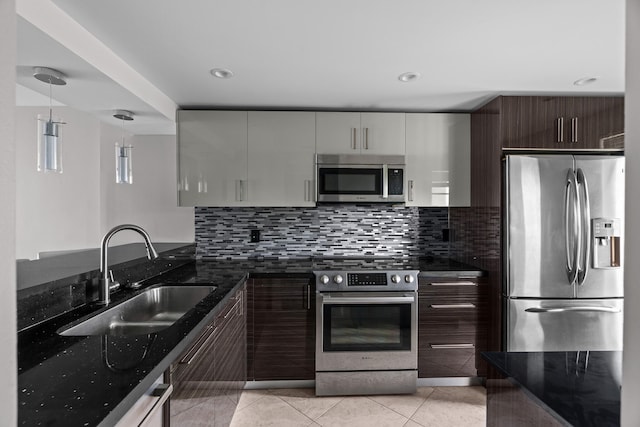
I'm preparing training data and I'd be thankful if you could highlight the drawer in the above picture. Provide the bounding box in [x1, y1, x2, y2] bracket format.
[418, 345, 478, 378]
[419, 277, 486, 300]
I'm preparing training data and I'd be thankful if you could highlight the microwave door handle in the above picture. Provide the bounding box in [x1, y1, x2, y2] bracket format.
[382, 164, 389, 199]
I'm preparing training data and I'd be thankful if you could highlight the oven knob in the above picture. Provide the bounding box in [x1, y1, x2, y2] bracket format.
[404, 275, 415, 283]
[319, 275, 330, 285]
[333, 275, 344, 284]
[391, 274, 401, 284]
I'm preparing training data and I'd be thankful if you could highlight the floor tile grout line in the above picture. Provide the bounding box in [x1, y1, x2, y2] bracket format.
[305, 396, 344, 422]
[270, 394, 318, 426]
[234, 393, 268, 413]
[405, 387, 437, 421]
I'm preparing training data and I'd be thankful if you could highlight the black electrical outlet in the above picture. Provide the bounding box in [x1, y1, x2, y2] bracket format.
[250, 229, 260, 243]
[442, 228, 453, 242]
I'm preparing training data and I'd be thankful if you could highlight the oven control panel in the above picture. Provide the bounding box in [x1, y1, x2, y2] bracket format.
[314, 270, 419, 292]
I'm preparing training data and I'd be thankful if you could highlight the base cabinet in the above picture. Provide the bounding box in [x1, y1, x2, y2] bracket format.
[170, 285, 246, 427]
[247, 277, 315, 381]
[418, 276, 488, 378]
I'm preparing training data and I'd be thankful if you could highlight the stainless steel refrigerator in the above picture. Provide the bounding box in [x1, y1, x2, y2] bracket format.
[504, 154, 624, 351]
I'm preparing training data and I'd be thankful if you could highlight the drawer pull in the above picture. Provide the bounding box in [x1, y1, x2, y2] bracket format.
[179, 325, 217, 365]
[427, 281, 477, 286]
[430, 303, 476, 309]
[430, 343, 475, 349]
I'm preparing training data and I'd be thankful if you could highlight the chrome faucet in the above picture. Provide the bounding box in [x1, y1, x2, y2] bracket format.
[98, 224, 159, 305]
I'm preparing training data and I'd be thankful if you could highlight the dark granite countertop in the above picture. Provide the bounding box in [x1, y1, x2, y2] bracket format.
[483, 351, 622, 427]
[19, 256, 484, 426]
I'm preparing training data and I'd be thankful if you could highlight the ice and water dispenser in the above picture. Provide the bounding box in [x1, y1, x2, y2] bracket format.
[592, 218, 622, 268]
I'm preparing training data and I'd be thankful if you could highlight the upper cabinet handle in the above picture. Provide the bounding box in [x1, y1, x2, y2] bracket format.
[364, 127, 369, 149]
[352, 128, 357, 150]
[557, 117, 564, 143]
[571, 117, 579, 143]
[408, 180, 414, 202]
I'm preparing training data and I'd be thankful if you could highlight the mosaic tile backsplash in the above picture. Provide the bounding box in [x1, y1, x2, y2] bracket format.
[195, 205, 450, 259]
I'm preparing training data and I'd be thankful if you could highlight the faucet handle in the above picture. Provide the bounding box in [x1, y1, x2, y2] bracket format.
[108, 270, 121, 292]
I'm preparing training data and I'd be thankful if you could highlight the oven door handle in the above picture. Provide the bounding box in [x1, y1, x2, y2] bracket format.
[321, 295, 415, 305]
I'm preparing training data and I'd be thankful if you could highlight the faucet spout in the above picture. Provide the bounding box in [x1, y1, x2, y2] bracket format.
[98, 224, 159, 305]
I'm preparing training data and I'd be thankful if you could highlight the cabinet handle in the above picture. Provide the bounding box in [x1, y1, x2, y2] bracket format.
[427, 281, 477, 286]
[557, 117, 564, 143]
[408, 180, 414, 202]
[139, 383, 173, 427]
[235, 180, 242, 201]
[364, 127, 369, 149]
[430, 303, 476, 309]
[352, 128, 357, 150]
[571, 117, 578, 143]
[306, 284, 311, 310]
[304, 180, 313, 202]
[429, 343, 475, 349]
[179, 325, 217, 365]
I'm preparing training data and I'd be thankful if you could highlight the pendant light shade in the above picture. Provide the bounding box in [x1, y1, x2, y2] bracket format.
[114, 110, 134, 184]
[34, 67, 66, 173]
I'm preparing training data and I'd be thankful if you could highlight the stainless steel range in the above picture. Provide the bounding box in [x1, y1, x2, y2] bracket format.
[314, 268, 419, 396]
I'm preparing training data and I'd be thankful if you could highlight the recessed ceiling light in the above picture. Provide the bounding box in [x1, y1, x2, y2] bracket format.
[398, 72, 421, 83]
[573, 76, 599, 86]
[210, 68, 234, 79]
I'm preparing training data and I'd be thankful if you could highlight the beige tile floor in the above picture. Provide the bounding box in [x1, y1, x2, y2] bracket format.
[229, 386, 486, 427]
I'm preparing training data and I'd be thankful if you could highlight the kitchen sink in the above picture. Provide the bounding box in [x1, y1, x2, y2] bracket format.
[58, 285, 217, 336]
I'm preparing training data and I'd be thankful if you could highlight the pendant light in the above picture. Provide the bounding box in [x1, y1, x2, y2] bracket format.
[114, 110, 134, 184]
[33, 67, 66, 173]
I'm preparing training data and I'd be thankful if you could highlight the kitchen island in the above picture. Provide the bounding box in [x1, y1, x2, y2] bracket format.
[483, 351, 621, 427]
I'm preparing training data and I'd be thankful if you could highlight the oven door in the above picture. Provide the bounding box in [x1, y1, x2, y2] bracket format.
[316, 292, 417, 372]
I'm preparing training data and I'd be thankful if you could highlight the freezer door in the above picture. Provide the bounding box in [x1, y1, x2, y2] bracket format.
[506, 298, 623, 351]
[574, 155, 624, 298]
[506, 155, 576, 298]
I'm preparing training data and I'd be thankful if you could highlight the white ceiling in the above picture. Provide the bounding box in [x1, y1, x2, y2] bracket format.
[16, 0, 625, 135]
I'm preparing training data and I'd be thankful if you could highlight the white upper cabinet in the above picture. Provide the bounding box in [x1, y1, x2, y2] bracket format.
[316, 112, 405, 155]
[247, 111, 316, 206]
[177, 110, 248, 207]
[405, 113, 470, 207]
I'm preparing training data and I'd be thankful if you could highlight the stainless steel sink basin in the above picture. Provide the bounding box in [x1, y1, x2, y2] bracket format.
[58, 285, 217, 336]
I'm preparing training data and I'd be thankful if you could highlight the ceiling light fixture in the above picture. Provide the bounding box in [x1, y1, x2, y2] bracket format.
[398, 72, 421, 83]
[210, 68, 234, 79]
[114, 110, 134, 185]
[33, 67, 67, 174]
[573, 76, 599, 86]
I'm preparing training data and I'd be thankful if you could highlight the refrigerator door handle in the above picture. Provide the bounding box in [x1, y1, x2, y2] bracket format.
[576, 168, 591, 286]
[565, 170, 580, 286]
[525, 306, 621, 314]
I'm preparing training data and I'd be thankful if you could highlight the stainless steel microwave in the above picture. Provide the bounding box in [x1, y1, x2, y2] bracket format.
[316, 154, 405, 203]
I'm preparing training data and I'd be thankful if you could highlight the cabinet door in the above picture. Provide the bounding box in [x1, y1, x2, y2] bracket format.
[315, 112, 362, 154]
[177, 110, 248, 206]
[565, 97, 624, 149]
[247, 111, 316, 206]
[249, 278, 315, 381]
[405, 113, 470, 207]
[360, 112, 406, 155]
[501, 97, 562, 149]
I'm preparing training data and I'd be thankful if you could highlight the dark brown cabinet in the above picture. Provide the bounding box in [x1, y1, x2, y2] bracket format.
[501, 96, 624, 150]
[170, 285, 246, 427]
[417, 276, 488, 378]
[247, 277, 315, 381]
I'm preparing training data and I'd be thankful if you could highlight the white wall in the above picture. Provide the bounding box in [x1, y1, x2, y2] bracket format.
[622, 0, 640, 425]
[1, 0, 17, 424]
[15, 106, 102, 259]
[14, 105, 193, 259]
[100, 131, 194, 247]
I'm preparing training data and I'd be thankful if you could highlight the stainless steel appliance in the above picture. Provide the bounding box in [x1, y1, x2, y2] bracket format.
[314, 269, 418, 396]
[504, 154, 624, 351]
[316, 154, 405, 203]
